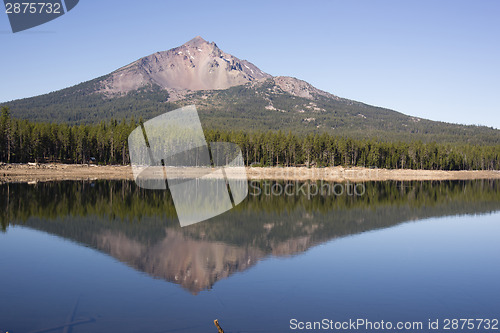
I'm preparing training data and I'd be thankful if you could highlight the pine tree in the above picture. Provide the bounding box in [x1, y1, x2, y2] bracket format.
[0, 107, 12, 162]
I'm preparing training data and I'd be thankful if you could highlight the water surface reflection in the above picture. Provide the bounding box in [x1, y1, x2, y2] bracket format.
[1, 180, 499, 294]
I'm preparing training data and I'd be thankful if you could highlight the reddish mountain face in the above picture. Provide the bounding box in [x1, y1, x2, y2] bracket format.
[98, 36, 271, 95]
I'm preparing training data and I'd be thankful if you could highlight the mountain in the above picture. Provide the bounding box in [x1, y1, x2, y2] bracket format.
[2, 36, 500, 144]
[98, 36, 270, 96]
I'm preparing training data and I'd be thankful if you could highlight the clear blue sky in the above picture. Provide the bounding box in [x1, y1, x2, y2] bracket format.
[1, 0, 499, 128]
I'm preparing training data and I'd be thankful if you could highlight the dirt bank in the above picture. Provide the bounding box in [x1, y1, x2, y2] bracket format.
[1, 163, 499, 184]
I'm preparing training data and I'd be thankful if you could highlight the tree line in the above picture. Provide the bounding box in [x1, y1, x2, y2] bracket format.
[1, 106, 499, 170]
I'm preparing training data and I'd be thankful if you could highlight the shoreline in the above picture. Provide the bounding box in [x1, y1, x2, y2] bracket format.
[1, 163, 500, 184]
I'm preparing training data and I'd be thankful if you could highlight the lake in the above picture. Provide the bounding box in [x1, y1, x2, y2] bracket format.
[1, 180, 499, 333]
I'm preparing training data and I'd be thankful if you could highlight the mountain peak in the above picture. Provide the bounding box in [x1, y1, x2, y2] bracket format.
[184, 36, 209, 47]
[99, 37, 271, 96]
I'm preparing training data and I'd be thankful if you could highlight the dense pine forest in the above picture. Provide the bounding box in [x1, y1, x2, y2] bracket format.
[1, 106, 499, 170]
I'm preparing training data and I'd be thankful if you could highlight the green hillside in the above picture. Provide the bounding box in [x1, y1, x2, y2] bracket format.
[2, 78, 499, 145]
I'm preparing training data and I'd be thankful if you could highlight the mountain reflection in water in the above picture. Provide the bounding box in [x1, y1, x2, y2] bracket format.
[1, 179, 499, 293]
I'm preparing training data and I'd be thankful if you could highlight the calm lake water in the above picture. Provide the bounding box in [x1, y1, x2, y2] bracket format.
[1, 180, 499, 333]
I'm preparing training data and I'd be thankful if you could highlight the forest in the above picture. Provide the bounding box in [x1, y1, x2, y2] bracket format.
[1, 106, 499, 170]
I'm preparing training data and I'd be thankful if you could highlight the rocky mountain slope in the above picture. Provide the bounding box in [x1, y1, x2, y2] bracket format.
[98, 36, 270, 97]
